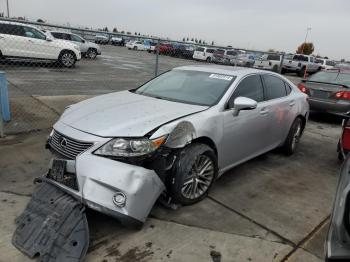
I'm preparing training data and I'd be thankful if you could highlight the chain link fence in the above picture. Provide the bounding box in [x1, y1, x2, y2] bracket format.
[0, 17, 287, 136]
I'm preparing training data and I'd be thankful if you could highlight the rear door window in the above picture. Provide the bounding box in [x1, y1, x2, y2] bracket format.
[207, 49, 215, 53]
[196, 47, 205, 52]
[228, 75, 264, 107]
[262, 75, 287, 100]
[51, 32, 64, 39]
[0, 24, 24, 36]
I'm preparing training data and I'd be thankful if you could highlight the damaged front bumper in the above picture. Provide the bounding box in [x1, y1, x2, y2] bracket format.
[45, 122, 165, 226]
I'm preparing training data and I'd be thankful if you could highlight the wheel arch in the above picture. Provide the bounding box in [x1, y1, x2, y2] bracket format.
[190, 136, 218, 157]
[58, 49, 77, 60]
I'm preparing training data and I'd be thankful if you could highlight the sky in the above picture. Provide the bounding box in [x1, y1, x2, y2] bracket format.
[1, 0, 350, 60]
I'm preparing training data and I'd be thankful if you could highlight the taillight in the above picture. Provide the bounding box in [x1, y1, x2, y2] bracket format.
[334, 91, 350, 100]
[298, 83, 308, 93]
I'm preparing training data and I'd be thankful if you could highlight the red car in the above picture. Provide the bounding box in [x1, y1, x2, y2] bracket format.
[157, 43, 176, 56]
[338, 114, 350, 160]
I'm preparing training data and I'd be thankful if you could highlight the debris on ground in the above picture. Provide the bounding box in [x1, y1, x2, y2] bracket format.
[12, 181, 89, 262]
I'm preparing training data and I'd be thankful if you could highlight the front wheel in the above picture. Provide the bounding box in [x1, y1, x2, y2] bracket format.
[206, 57, 211, 63]
[169, 143, 217, 205]
[282, 118, 303, 155]
[59, 51, 76, 68]
[86, 48, 97, 59]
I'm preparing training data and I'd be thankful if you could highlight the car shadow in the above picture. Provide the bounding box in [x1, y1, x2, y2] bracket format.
[0, 59, 78, 70]
[309, 112, 343, 125]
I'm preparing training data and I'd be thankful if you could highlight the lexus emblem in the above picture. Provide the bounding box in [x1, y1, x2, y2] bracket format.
[60, 138, 67, 149]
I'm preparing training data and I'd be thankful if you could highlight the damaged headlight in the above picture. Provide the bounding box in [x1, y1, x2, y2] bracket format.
[94, 136, 167, 157]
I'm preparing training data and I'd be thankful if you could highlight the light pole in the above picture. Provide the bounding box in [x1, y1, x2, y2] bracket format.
[6, 0, 10, 17]
[301, 27, 311, 54]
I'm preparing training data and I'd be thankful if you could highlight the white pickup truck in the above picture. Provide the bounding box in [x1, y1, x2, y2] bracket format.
[282, 54, 321, 76]
[254, 54, 282, 72]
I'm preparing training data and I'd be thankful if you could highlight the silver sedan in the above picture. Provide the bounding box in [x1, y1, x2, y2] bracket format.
[46, 65, 309, 226]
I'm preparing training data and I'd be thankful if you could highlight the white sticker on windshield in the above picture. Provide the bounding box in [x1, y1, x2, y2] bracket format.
[209, 74, 233, 81]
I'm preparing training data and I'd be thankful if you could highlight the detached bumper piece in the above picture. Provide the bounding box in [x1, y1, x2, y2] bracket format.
[12, 181, 89, 262]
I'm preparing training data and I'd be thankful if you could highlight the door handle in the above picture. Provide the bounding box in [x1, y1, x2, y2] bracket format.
[289, 101, 296, 107]
[260, 108, 269, 115]
[0, 36, 4, 39]
[28, 39, 34, 43]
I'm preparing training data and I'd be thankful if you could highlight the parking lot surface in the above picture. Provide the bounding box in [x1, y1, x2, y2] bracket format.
[0, 46, 342, 261]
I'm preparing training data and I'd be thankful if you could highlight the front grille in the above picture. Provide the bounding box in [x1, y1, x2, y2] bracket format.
[49, 130, 94, 159]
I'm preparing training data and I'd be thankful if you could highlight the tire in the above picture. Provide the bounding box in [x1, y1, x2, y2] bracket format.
[133, 46, 137, 50]
[59, 50, 76, 68]
[206, 57, 211, 63]
[272, 65, 278, 72]
[282, 118, 303, 155]
[169, 143, 218, 205]
[298, 67, 305, 77]
[281, 68, 286, 74]
[86, 48, 97, 59]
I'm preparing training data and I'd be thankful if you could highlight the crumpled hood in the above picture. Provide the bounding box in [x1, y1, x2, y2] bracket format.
[59, 91, 207, 137]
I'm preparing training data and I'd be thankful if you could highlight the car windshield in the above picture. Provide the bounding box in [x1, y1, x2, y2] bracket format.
[135, 70, 235, 106]
[308, 71, 350, 86]
[267, 54, 280, 61]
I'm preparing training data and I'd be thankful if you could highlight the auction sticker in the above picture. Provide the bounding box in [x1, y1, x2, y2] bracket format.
[209, 74, 233, 81]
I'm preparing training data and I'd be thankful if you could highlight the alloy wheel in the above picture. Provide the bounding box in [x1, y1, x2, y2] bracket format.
[88, 49, 97, 59]
[181, 154, 215, 200]
[61, 53, 75, 67]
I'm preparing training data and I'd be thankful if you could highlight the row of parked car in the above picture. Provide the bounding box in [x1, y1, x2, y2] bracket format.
[0, 21, 102, 68]
[120, 38, 340, 77]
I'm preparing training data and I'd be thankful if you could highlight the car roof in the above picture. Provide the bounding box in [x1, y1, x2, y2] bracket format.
[0, 20, 41, 30]
[174, 64, 277, 77]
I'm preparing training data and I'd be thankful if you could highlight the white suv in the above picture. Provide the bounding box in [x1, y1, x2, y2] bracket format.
[0, 21, 81, 67]
[192, 46, 216, 62]
[50, 31, 101, 59]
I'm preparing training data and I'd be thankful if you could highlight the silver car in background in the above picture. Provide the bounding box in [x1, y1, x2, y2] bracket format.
[45, 65, 309, 226]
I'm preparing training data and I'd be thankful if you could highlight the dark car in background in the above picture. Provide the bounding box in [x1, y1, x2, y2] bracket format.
[174, 44, 195, 59]
[158, 43, 176, 56]
[298, 69, 350, 114]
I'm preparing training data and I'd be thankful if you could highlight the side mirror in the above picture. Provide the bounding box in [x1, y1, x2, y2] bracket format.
[46, 36, 53, 42]
[232, 97, 257, 116]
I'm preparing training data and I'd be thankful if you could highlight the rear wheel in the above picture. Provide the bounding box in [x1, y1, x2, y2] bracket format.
[282, 118, 303, 155]
[272, 65, 278, 72]
[86, 48, 97, 59]
[59, 51, 76, 68]
[133, 46, 137, 50]
[206, 57, 211, 63]
[169, 143, 217, 205]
